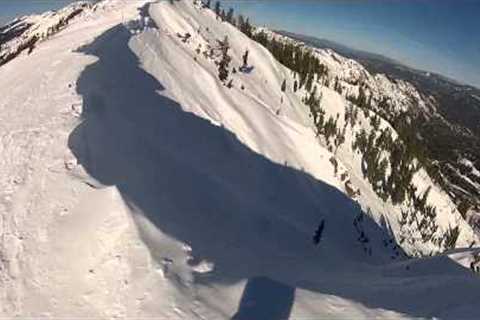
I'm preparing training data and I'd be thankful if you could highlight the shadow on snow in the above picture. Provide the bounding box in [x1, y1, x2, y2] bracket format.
[69, 24, 480, 319]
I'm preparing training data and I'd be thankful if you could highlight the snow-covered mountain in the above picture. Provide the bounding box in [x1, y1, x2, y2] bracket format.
[0, 1, 95, 67]
[247, 28, 477, 255]
[1, 0, 480, 318]
[279, 30, 480, 218]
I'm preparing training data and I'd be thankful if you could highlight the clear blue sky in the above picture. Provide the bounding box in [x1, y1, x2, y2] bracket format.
[1, 0, 479, 87]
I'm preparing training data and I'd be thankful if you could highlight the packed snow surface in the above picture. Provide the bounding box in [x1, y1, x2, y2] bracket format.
[1, 0, 480, 318]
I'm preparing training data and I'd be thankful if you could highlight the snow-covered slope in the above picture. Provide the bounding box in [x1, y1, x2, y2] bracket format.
[259, 29, 478, 255]
[1, 0, 480, 318]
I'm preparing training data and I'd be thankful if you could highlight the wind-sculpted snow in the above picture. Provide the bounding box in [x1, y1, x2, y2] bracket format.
[1, 0, 480, 318]
[71, 20, 388, 289]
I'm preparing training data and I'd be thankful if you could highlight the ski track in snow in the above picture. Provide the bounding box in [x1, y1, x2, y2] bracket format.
[0, 0, 480, 318]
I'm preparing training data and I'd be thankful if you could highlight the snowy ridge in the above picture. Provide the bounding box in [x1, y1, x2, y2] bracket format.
[0, 1, 96, 66]
[266, 29, 437, 117]
[1, 0, 480, 318]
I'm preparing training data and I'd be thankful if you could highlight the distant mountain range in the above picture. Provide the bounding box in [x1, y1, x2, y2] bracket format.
[276, 30, 477, 90]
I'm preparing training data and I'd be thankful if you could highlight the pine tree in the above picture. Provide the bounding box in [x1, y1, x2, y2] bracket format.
[220, 9, 226, 21]
[237, 14, 246, 30]
[305, 72, 314, 92]
[244, 18, 252, 37]
[357, 86, 367, 108]
[214, 1, 221, 17]
[218, 36, 231, 82]
[293, 80, 298, 92]
[281, 79, 287, 92]
[226, 8, 234, 24]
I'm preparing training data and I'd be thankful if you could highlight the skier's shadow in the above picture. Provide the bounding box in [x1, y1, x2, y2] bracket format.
[232, 277, 294, 320]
